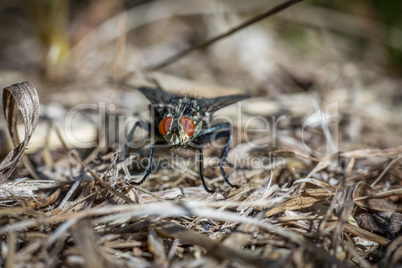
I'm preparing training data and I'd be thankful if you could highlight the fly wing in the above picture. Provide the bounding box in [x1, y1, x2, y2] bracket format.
[138, 86, 174, 104]
[200, 94, 250, 114]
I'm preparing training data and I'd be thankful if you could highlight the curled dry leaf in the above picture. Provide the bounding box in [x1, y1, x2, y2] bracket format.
[0, 82, 40, 183]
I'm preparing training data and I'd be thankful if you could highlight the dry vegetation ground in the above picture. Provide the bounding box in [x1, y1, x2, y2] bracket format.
[0, 1, 401, 267]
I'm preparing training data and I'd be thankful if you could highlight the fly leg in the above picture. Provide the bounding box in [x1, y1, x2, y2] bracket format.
[198, 148, 215, 193]
[126, 140, 165, 185]
[123, 120, 165, 185]
[193, 122, 239, 189]
[216, 125, 240, 189]
[124, 119, 150, 158]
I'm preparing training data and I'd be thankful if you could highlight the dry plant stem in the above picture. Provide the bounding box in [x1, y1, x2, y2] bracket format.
[155, 222, 269, 267]
[45, 217, 80, 248]
[272, 149, 326, 162]
[21, 156, 41, 180]
[0, 207, 37, 216]
[52, 123, 70, 152]
[370, 155, 402, 187]
[57, 168, 86, 209]
[339, 145, 402, 158]
[343, 224, 390, 246]
[343, 157, 355, 184]
[331, 187, 355, 252]
[5, 232, 16, 268]
[145, 0, 304, 71]
[74, 221, 107, 268]
[148, 228, 167, 268]
[70, 150, 134, 204]
[63, 191, 98, 213]
[83, 146, 103, 165]
[128, 184, 169, 203]
[354, 188, 402, 201]
[167, 239, 179, 261]
[276, 215, 335, 222]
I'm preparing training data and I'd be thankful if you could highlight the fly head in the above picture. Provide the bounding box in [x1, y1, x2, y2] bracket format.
[138, 86, 250, 148]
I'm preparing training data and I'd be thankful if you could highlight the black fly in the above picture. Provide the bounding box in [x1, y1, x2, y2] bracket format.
[124, 86, 249, 193]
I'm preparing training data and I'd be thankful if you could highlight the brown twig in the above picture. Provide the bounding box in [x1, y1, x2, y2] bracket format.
[145, 0, 303, 71]
[71, 150, 135, 204]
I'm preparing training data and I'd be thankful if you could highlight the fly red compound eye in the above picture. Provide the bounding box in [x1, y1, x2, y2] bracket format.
[159, 117, 172, 136]
[180, 116, 195, 136]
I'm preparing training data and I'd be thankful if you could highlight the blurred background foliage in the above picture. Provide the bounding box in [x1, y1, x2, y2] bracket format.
[0, 0, 400, 84]
[309, 0, 402, 73]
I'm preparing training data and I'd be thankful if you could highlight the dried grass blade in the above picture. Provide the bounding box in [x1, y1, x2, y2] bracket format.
[155, 222, 270, 268]
[343, 224, 390, 246]
[5, 232, 17, 268]
[148, 228, 168, 268]
[339, 146, 402, 158]
[264, 195, 327, 217]
[0, 81, 40, 183]
[73, 221, 108, 268]
[353, 182, 402, 212]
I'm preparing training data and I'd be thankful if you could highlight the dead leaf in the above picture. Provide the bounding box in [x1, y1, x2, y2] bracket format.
[0, 82, 40, 183]
[24, 188, 61, 209]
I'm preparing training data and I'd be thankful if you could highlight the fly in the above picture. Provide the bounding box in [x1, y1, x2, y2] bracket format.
[124, 86, 250, 193]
